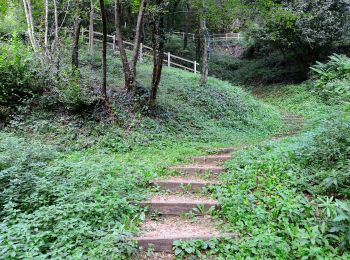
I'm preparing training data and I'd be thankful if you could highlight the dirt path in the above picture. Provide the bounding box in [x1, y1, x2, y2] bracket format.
[134, 114, 304, 259]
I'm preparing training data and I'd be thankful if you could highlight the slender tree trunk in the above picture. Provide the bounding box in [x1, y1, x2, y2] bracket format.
[44, 0, 49, 59]
[53, 0, 60, 79]
[149, 1, 165, 109]
[130, 0, 147, 74]
[23, 0, 38, 52]
[72, 15, 82, 70]
[183, 3, 190, 50]
[200, 15, 209, 85]
[89, 0, 94, 56]
[115, 0, 134, 91]
[100, 0, 107, 99]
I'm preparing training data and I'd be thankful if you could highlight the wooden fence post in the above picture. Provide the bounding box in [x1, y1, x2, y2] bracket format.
[112, 34, 116, 50]
[81, 27, 84, 41]
[139, 43, 143, 61]
[167, 52, 171, 67]
[194, 61, 197, 74]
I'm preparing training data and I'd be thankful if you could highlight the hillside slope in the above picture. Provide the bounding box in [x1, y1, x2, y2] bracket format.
[0, 55, 285, 258]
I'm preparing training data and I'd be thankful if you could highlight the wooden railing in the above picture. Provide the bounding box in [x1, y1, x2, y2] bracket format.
[172, 31, 241, 42]
[84, 30, 199, 74]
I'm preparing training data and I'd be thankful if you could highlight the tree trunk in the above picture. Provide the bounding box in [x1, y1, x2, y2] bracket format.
[115, 0, 134, 91]
[130, 0, 147, 74]
[72, 16, 82, 70]
[22, 0, 38, 52]
[200, 15, 209, 85]
[52, 0, 61, 81]
[149, 1, 165, 109]
[100, 0, 107, 99]
[183, 3, 190, 50]
[44, 0, 49, 59]
[89, 0, 94, 56]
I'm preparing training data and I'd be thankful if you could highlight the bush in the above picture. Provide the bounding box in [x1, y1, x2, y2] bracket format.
[0, 133, 147, 258]
[311, 54, 350, 103]
[0, 36, 43, 109]
[247, 0, 350, 73]
[56, 70, 96, 112]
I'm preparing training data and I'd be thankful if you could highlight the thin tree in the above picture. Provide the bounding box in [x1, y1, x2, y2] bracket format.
[53, 0, 60, 78]
[183, 2, 190, 50]
[22, 0, 38, 52]
[89, 0, 94, 56]
[114, 0, 147, 92]
[99, 0, 107, 99]
[44, 0, 49, 59]
[199, 3, 209, 85]
[149, 0, 165, 109]
[72, 1, 83, 70]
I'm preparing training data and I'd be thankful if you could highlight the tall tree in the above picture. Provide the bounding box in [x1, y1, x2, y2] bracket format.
[71, 0, 83, 70]
[99, 0, 107, 98]
[200, 8, 209, 85]
[44, 0, 49, 59]
[88, 0, 94, 56]
[149, 0, 166, 108]
[22, 0, 38, 52]
[114, 0, 147, 92]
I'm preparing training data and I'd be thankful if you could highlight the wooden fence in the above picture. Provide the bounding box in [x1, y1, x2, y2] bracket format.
[84, 29, 199, 74]
[173, 31, 241, 42]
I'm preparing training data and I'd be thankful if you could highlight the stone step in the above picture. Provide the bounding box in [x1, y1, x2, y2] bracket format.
[135, 216, 229, 252]
[140, 194, 218, 215]
[169, 165, 225, 175]
[151, 178, 219, 193]
[192, 154, 231, 164]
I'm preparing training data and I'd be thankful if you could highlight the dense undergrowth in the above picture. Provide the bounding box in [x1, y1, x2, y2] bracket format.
[0, 39, 283, 258]
[174, 55, 350, 259]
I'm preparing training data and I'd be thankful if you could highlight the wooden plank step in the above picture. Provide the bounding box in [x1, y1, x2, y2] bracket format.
[137, 235, 223, 252]
[169, 165, 225, 174]
[214, 145, 249, 155]
[151, 178, 218, 193]
[192, 154, 231, 164]
[140, 194, 218, 215]
[135, 216, 232, 252]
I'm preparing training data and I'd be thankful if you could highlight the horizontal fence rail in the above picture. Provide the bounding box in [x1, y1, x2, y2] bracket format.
[83, 29, 199, 74]
[172, 31, 241, 42]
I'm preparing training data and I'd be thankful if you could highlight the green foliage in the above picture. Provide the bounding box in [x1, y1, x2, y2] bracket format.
[56, 70, 97, 112]
[311, 54, 350, 104]
[0, 36, 42, 110]
[0, 132, 150, 258]
[247, 0, 350, 70]
[210, 50, 304, 85]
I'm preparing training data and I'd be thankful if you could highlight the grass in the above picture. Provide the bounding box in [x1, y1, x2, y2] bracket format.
[173, 79, 350, 258]
[0, 42, 285, 258]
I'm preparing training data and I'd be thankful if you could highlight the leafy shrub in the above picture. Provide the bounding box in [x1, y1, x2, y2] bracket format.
[297, 115, 350, 167]
[311, 54, 350, 103]
[56, 70, 96, 112]
[0, 36, 42, 108]
[0, 133, 148, 258]
[209, 50, 305, 85]
[247, 0, 350, 72]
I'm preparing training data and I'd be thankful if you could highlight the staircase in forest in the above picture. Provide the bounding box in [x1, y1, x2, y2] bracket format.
[134, 114, 304, 258]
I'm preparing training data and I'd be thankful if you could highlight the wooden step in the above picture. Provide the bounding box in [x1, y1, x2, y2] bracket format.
[137, 235, 222, 252]
[214, 145, 249, 155]
[192, 154, 231, 164]
[140, 195, 218, 215]
[169, 165, 225, 175]
[135, 216, 232, 252]
[151, 178, 218, 193]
